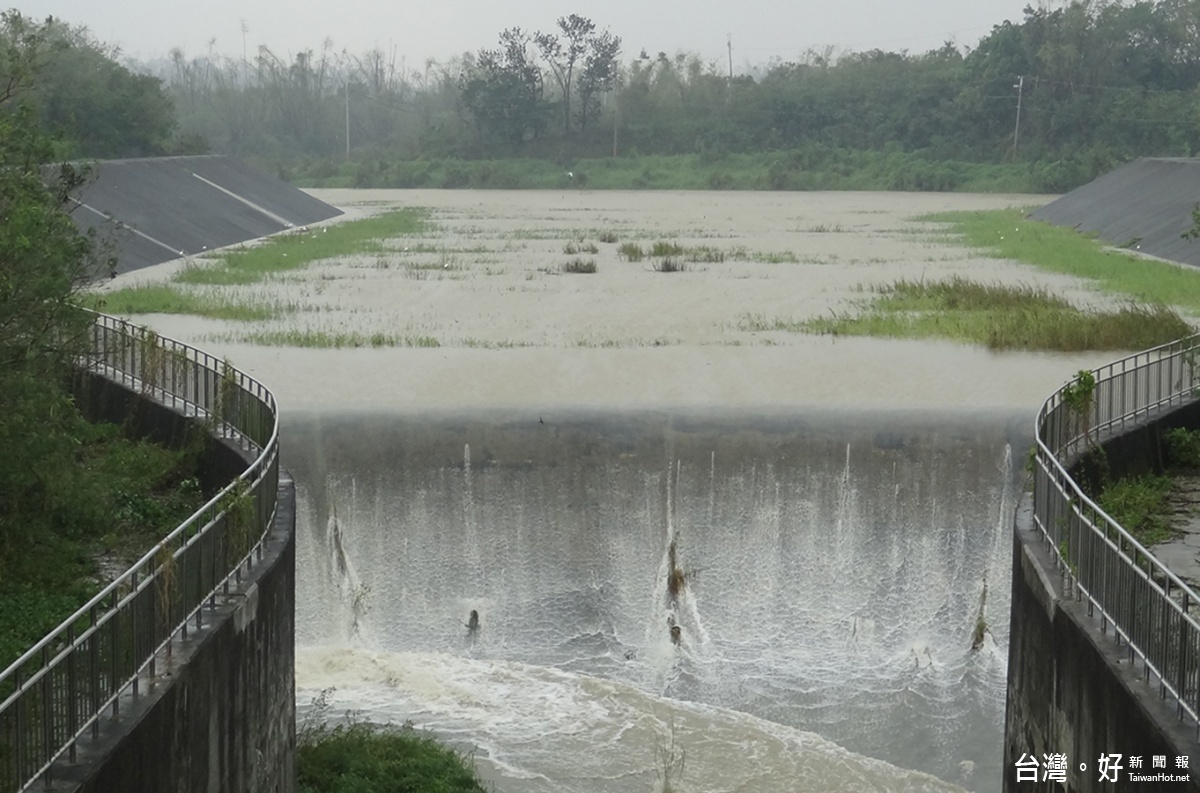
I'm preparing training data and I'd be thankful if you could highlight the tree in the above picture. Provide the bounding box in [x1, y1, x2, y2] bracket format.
[461, 28, 546, 151]
[575, 28, 620, 133]
[1, 13, 178, 158]
[0, 12, 107, 554]
[535, 15, 620, 137]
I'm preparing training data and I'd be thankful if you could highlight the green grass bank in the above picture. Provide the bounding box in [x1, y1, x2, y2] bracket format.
[284, 148, 1057, 193]
[791, 210, 1199, 351]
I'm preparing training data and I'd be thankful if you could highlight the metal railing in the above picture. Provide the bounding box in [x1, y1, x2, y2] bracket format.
[1032, 333, 1200, 733]
[0, 313, 280, 792]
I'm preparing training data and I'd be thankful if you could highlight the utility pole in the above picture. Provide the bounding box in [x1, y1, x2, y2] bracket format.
[613, 93, 619, 157]
[1012, 75, 1024, 155]
[727, 34, 733, 79]
[240, 20, 248, 86]
[345, 84, 350, 160]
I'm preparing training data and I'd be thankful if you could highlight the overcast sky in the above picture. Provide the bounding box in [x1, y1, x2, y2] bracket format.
[17, 0, 1037, 69]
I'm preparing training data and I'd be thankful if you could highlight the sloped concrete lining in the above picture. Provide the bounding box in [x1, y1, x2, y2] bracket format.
[69, 155, 343, 275]
[1030, 158, 1200, 267]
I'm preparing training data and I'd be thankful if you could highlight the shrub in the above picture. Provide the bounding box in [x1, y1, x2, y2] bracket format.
[1165, 427, 1200, 469]
[562, 258, 597, 274]
[617, 242, 644, 262]
[298, 721, 487, 793]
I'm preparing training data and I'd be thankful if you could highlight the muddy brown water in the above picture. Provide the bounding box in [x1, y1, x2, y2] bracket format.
[117, 190, 1132, 792]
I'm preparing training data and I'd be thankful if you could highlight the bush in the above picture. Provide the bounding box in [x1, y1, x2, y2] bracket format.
[1165, 427, 1200, 469]
[617, 242, 644, 261]
[655, 257, 687, 272]
[298, 721, 487, 793]
[562, 258, 597, 274]
[650, 241, 685, 257]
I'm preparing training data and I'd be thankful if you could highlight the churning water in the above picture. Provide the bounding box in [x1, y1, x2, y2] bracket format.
[289, 409, 1027, 793]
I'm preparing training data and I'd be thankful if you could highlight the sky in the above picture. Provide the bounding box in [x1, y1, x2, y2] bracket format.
[16, 0, 1039, 70]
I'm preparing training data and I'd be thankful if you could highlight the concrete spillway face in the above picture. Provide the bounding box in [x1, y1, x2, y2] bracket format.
[288, 409, 1027, 793]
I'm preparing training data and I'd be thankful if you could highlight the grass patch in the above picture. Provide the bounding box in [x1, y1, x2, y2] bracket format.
[597, 230, 619, 243]
[563, 241, 599, 255]
[655, 258, 688, 273]
[233, 330, 441, 348]
[924, 209, 1200, 315]
[175, 209, 427, 286]
[727, 247, 803, 264]
[765, 276, 1192, 351]
[85, 285, 284, 321]
[298, 720, 487, 793]
[617, 242, 644, 262]
[650, 241, 685, 257]
[1098, 475, 1175, 547]
[561, 258, 597, 274]
[681, 246, 725, 263]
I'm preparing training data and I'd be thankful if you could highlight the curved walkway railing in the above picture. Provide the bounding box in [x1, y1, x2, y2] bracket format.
[1033, 333, 1200, 733]
[0, 313, 280, 793]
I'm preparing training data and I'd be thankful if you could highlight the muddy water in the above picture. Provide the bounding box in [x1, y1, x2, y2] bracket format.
[117, 190, 1119, 792]
[289, 409, 1024, 793]
[116, 189, 1118, 413]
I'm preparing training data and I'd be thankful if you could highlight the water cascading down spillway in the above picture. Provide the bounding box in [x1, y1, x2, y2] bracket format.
[290, 409, 1025, 793]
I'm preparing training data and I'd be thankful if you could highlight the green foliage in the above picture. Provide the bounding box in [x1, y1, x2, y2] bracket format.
[1184, 203, 1200, 243]
[1, 12, 177, 157]
[617, 242, 644, 261]
[1164, 427, 1200, 469]
[561, 258, 596, 273]
[297, 721, 488, 793]
[91, 210, 428, 321]
[0, 24, 207, 673]
[134, 1, 1200, 186]
[234, 330, 441, 348]
[650, 241, 685, 257]
[1098, 475, 1174, 547]
[0, 421, 206, 671]
[460, 29, 547, 150]
[925, 210, 1200, 315]
[177, 210, 426, 285]
[86, 285, 284, 320]
[1061, 369, 1097, 422]
[0, 27, 110, 562]
[288, 149, 1047, 192]
[795, 278, 1190, 351]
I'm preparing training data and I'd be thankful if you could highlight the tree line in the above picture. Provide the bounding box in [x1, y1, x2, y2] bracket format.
[4, 2, 1200, 190]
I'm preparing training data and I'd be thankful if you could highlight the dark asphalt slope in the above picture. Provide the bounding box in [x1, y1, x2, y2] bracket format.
[1031, 157, 1200, 267]
[70, 155, 343, 275]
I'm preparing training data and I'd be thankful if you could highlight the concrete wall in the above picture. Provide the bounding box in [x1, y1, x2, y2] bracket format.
[1004, 407, 1200, 792]
[37, 373, 297, 792]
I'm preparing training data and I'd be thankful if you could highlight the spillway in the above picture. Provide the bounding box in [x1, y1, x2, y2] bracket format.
[288, 408, 1026, 793]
